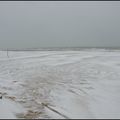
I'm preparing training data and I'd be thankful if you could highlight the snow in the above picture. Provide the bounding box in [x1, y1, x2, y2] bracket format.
[0, 98, 24, 119]
[0, 49, 120, 119]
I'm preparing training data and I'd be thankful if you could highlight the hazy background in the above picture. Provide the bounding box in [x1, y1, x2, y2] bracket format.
[0, 1, 120, 49]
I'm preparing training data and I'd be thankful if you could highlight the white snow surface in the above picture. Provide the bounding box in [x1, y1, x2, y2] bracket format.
[0, 49, 120, 119]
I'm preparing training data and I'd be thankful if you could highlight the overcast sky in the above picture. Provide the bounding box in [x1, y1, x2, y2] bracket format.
[0, 1, 120, 49]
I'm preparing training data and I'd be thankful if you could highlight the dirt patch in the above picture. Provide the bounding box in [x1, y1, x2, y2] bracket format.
[16, 110, 42, 119]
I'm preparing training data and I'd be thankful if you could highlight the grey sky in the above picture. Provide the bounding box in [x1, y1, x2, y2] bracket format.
[0, 1, 120, 49]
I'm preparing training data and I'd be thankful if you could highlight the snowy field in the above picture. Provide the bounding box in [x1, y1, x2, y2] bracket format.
[0, 49, 120, 119]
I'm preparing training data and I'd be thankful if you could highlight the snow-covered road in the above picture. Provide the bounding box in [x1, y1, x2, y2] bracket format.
[0, 49, 120, 119]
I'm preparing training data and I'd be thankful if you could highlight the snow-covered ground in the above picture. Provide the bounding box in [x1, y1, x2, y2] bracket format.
[0, 49, 120, 119]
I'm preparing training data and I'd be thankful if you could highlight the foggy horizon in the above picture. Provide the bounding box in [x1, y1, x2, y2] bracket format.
[0, 1, 120, 49]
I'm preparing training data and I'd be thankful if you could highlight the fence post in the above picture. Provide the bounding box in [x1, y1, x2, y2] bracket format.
[7, 49, 9, 58]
